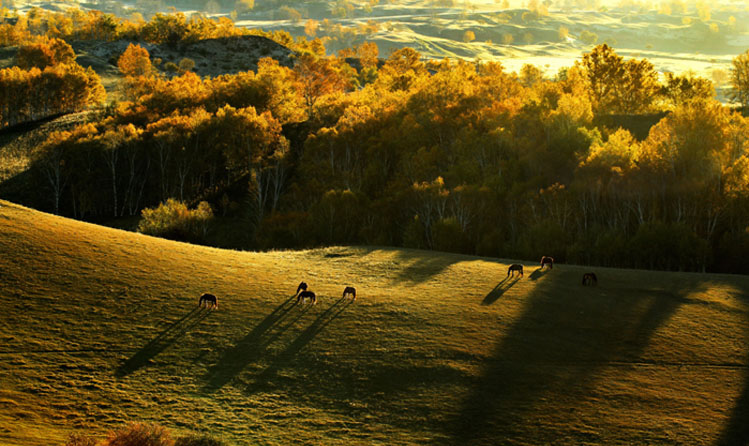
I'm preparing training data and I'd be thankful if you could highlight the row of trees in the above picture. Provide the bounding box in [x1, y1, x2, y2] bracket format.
[25, 40, 749, 273]
[0, 38, 105, 128]
[0, 8, 317, 53]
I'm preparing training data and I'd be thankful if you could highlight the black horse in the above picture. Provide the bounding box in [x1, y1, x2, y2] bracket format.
[198, 293, 219, 309]
[582, 272, 598, 286]
[296, 281, 308, 295]
[297, 290, 317, 305]
[540, 256, 554, 270]
[343, 286, 356, 301]
[507, 264, 524, 277]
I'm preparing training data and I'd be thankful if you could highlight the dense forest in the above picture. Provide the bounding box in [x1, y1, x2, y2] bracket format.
[0, 10, 748, 273]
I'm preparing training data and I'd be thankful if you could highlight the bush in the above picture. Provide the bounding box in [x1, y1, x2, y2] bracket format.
[579, 30, 598, 45]
[103, 423, 173, 446]
[175, 434, 228, 446]
[137, 199, 214, 243]
[63, 424, 231, 446]
[432, 217, 470, 254]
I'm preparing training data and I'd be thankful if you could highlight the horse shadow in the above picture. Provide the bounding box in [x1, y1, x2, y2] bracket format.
[202, 295, 300, 393]
[482, 276, 521, 306]
[247, 296, 353, 393]
[528, 267, 547, 281]
[116, 305, 212, 377]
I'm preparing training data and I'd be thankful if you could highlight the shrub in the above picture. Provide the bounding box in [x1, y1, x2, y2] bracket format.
[103, 422, 173, 446]
[178, 58, 195, 72]
[432, 217, 470, 254]
[175, 434, 228, 446]
[138, 199, 214, 243]
[579, 30, 598, 45]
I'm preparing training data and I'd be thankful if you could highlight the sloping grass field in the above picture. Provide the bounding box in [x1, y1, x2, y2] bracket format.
[1, 199, 748, 445]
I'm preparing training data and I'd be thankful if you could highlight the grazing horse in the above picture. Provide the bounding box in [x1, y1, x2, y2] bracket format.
[198, 293, 218, 309]
[296, 281, 308, 295]
[507, 264, 524, 277]
[540, 256, 554, 270]
[343, 286, 356, 301]
[582, 272, 598, 286]
[297, 290, 317, 305]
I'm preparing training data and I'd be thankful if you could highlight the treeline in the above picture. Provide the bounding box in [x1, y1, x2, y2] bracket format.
[0, 38, 105, 128]
[0, 7, 319, 53]
[25, 40, 749, 273]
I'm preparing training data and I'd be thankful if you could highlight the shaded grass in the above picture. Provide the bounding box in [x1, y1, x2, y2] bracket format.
[0, 200, 748, 445]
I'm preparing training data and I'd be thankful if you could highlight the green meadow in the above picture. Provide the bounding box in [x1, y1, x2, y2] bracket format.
[1, 199, 748, 445]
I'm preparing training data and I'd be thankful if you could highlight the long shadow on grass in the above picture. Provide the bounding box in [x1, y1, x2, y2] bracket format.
[246, 296, 353, 393]
[450, 269, 705, 444]
[719, 368, 749, 446]
[116, 306, 212, 377]
[203, 295, 300, 392]
[528, 267, 548, 281]
[717, 279, 749, 446]
[390, 250, 464, 285]
[482, 276, 520, 306]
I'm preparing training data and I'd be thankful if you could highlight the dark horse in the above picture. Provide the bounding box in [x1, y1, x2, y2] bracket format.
[198, 293, 219, 309]
[507, 264, 524, 277]
[540, 256, 554, 270]
[297, 290, 317, 305]
[582, 272, 598, 286]
[343, 286, 356, 301]
[296, 281, 308, 294]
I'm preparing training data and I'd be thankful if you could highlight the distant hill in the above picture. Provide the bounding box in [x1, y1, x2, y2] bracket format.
[1, 199, 748, 445]
[71, 34, 295, 81]
[0, 34, 295, 100]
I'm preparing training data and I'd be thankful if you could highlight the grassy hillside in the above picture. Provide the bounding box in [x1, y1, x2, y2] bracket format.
[1, 199, 748, 445]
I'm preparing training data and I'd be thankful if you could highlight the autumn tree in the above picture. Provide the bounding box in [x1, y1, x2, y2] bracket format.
[729, 49, 749, 109]
[293, 53, 352, 120]
[15, 38, 75, 69]
[255, 57, 305, 124]
[580, 44, 659, 114]
[661, 72, 714, 108]
[209, 105, 289, 224]
[616, 58, 660, 113]
[377, 47, 427, 91]
[141, 12, 188, 46]
[117, 43, 153, 77]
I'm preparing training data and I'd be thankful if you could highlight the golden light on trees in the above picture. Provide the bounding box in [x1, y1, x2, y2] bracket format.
[305, 19, 319, 37]
[729, 49, 749, 108]
[463, 30, 476, 42]
[117, 43, 153, 77]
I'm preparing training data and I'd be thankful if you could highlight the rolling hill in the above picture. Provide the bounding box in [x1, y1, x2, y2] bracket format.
[1, 199, 748, 445]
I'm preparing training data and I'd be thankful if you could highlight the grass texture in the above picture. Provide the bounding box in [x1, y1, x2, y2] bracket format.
[1, 200, 748, 445]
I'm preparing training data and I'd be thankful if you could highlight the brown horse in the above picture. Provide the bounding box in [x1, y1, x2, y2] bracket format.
[296, 281, 308, 294]
[582, 272, 598, 286]
[297, 290, 317, 305]
[343, 286, 356, 301]
[507, 264, 524, 277]
[540, 256, 554, 270]
[198, 293, 218, 309]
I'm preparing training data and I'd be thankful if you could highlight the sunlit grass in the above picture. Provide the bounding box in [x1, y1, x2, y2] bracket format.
[0, 200, 748, 445]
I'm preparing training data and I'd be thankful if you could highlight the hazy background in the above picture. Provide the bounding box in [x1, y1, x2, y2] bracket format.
[3, 0, 748, 99]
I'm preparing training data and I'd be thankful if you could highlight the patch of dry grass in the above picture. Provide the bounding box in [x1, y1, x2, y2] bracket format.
[1, 199, 748, 445]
